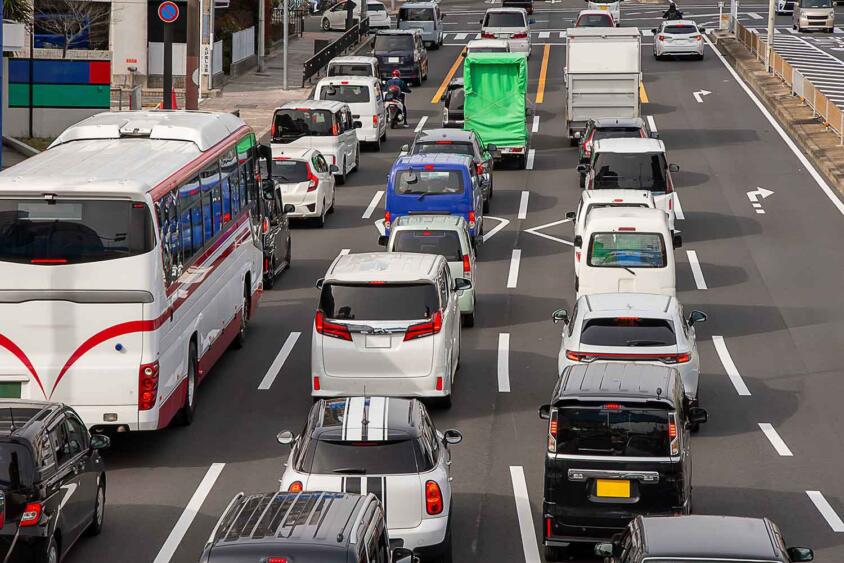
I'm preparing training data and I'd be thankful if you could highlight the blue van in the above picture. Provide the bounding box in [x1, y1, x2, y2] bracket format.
[385, 153, 484, 242]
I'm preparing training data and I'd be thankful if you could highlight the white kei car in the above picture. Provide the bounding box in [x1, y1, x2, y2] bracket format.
[552, 293, 707, 409]
[653, 20, 705, 60]
[311, 252, 469, 408]
[277, 396, 463, 560]
[268, 147, 337, 227]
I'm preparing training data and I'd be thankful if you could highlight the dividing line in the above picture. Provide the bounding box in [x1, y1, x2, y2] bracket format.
[153, 463, 226, 563]
[498, 333, 510, 392]
[758, 423, 794, 456]
[712, 336, 752, 396]
[339, 248, 350, 256]
[526, 149, 535, 170]
[532, 115, 540, 133]
[415, 115, 428, 133]
[646, 114, 657, 134]
[686, 250, 708, 290]
[507, 249, 521, 288]
[536, 44, 551, 104]
[807, 491, 844, 532]
[362, 190, 384, 219]
[482, 216, 510, 243]
[432, 48, 466, 103]
[639, 82, 649, 103]
[509, 466, 542, 563]
[518, 191, 530, 220]
[674, 193, 685, 220]
[258, 332, 302, 390]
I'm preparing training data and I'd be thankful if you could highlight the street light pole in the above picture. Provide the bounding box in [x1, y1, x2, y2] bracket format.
[258, 0, 266, 73]
[283, 0, 289, 90]
[766, 0, 776, 70]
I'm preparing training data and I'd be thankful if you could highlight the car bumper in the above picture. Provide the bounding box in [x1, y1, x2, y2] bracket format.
[0, 534, 50, 562]
[356, 124, 381, 143]
[312, 373, 450, 398]
[799, 18, 834, 28]
[543, 501, 687, 544]
[656, 42, 704, 55]
[391, 515, 450, 551]
[508, 40, 531, 54]
[282, 193, 323, 218]
[379, 65, 419, 80]
[458, 287, 475, 314]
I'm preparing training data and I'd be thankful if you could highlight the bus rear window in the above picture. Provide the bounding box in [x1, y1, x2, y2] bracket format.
[0, 199, 153, 264]
[393, 230, 463, 261]
[273, 109, 334, 141]
[588, 232, 666, 268]
[554, 406, 671, 457]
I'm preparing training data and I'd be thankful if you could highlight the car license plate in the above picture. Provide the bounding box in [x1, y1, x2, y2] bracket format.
[365, 335, 392, 348]
[388, 57, 400, 63]
[600, 5, 608, 9]
[596, 479, 630, 498]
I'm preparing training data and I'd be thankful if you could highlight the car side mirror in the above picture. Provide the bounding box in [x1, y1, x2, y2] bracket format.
[316, 278, 325, 289]
[90, 434, 110, 450]
[787, 547, 814, 562]
[649, 131, 659, 139]
[329, 164, 340, 173]
[283, 204, 295, 214]
[392, 547, 418, 563]
[687, 310, 707, 325]
[539, 404, 551, 420]
[353, 121, 363, 129]
[687, 407, 708, 425]
[672, 233, 682, 248]
[454, 278, 472, 291]
[442, 429, 463, 445]
[573, 235, 582, 248]
[486, 143, 498, 153]
[669, 163, 680, 173]
[565, 211, 576, 220]
[552, 308, 569, 324]
[594, 543, 614, 557]
[401, 144, 409, 152]
[576, 163, 589, 174]
[651, 27, 657, 34]
[277, 430, 296, 445]
[378, 235, 389, 247]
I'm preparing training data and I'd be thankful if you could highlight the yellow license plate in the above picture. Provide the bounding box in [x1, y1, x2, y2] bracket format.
[600, 5, 608, 9]
[596, 479, 630, 498]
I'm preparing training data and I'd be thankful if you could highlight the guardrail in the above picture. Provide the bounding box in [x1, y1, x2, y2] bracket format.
[302, 17, 370, 87]
[735, 21, 844, 144]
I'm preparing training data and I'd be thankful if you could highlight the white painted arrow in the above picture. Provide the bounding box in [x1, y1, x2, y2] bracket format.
[693, 89, 712, 103]
[747, 187, 775, 202]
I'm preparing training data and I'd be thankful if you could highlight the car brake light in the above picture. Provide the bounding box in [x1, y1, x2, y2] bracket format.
[481, 32, 495, 39]
[436, 376, 443, 391]
[618, 227, 636, 232]
[315, 310, 352, 341]
[468, 210, 476, 229]
[425, 480, 444, 515]
[307, 165, 319, 192]
[545, 517, 552, 538]
[612, 198, 624, 203]
[512, 32, 528, 39]
[138, 361, 159, 411]
[404, 310, 443, 341]
[663, 352, 691, 364]
[462, 254, 471, 276]
[547, 409, 558, 452]
[575, 250, 581, 262]
[288, 481, 303, 493]
[694, 34, 702, 40]
[565, 350, 589, 362]
[19, 502, 41, 527]
[602, 403, 623, 410]
[658, 34, 665, 40]
[668, 419, 677, 439]
[271, 122, 277, 138]
[435, 140, 453, 144]
[268, 558, 288, 563]
[341, 80, 349, 85]
[373, 114, 378, 126]
[332, 122, 340, 136]
[476, 162, 485, 175]
[669, 196, 673, 210]
[31, 258, 68, 264]
[669, 416, 680, 455]
[313, 376, 321, 391]
[384, 211, 391, 229]
[0, 494, 5, 529]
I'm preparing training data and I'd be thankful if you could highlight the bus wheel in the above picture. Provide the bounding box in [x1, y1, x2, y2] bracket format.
[233, 285, 250, 349]
[178, 343, 198, 426]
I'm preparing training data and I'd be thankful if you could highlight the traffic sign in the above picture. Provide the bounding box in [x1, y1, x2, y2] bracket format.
[158, 1, 180, 24]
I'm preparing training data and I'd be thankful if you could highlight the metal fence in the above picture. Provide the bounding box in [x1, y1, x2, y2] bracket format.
[233, 27, 256, 64]
[302, 17, 370, 86]
[735, 21, 844, 144]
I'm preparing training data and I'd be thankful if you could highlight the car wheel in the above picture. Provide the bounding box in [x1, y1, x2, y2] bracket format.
[829, 27, 835, 33]
[373, 133, 381, 152]
[517, 154, 527, 169]
[381, 127, 387, 142]
[232, 285, 250, 349]
[44, 536, 59, 563]
[544, 545, 567, 561]
[264, 258, 276, 290]
[328, 192, 336, 214]
[337, 158, 347, 185]
[86, 477, 106, 536]
[416, 67, 423, 86]
[462, 312, 475, 328]
[483, 197, 490, 213]
[321, 18, 331, 31]
[314, 199, 327, 228]
[354, 147, 360, 171]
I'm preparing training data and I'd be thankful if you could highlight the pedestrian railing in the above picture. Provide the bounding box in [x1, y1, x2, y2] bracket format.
[734, 21, 844, 144]
[302, 17, 370, 86]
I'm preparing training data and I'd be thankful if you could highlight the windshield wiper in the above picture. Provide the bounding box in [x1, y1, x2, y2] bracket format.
[332, 467, 367, 474]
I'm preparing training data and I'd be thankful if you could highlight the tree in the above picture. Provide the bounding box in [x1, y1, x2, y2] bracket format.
[34, 0, 111, 57]
[3, 0, 33, 26]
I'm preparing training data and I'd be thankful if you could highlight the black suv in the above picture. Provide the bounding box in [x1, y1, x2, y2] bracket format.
[201, 491, 417, 563]
[595, 515, 814, 562]
[539, 363, 707, 561]
[0, 400, 109, 563]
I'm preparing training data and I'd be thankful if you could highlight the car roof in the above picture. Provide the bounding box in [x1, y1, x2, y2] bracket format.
[278, 99, 348, 112]
[376, 28, 421, 35]
[486, 7, 528, 13]
[662, 19, 699, 26]
[316, 75, 381, 87]
[591, 117, 646, 129]
[557, 363, 681, 404]
[578, 9, 614, 16]
[329, 55, 378, 65]
[583, 207, 669, 232]
[467, 39, 510, 48]
[593, 137, 666, 153]
[640, 516, 778, 559]
[567, 27, 639, 38]
[581, 189, 654, 205]
[416, 128, 476, 143]
[392, 214, 468, 230]
[326, 252, 443, 282]
[395, 153, 474, 167]
[580, 292, 676, 317]
[0, 400, 63, 440]
[310, 397, 423, 440]
[269, 146, 318, 161]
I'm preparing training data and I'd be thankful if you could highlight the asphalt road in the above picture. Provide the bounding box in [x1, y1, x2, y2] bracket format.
[66, 1, 844, 561]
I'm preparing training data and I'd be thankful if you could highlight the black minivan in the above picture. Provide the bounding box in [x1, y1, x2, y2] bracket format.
[539, 363, 707, 561]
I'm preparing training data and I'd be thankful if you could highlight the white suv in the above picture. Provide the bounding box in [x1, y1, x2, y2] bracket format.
[311, 252, 469, 407]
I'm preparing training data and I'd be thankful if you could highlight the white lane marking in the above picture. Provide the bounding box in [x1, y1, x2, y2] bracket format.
[526, 149, 535, 170]
[524, 218, 574, 246]
[748, 11, 762, 19]
[415, 115, 428, 133]
[339, 248, 350, 256]
[642, 28, 654, 36]
[705, 36, 844, 216]
[674, 193, 685, 220]
[483, 216, 510, 243]
[686, 250, 708, 290]
[498, 333, 510, 392]
[455, 32, 468, 40]
[758, 423, 794, 456]
[374, 218, 386, 236]
[559, 30, 567, 38]
[532, 115, 540, 133]
[258, 332, 302, 390]
[712, 336, 752, 396]
[539, 31, 550, 38]
[509, 466, 542, 563]
[646, 114, 657, 134]
[807, 491, 844, 532]
[507, 249, 521, 288]
[518, 191, 530, 220]
[362, 190, 384, 219]
[154, 463, 226, 563]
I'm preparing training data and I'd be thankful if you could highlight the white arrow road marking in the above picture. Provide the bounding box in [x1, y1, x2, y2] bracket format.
[713, 336, 751, 396]
[362, 190, 384, 219]
[747, 186, 775, 201]
[259, 332, 302, 390]
[507, 249, 522, 288]
[758, 423, 794, 456]
[498, 333, 510, 392]
[510, 466, 542, 563]
[414, 115, 428, 133]
[693, 89, 712, 103]
[807, 491, 844, 532]
[482, 216, 510, 243]
[524, 218, 574, 246]
[518, 191, 530, 219]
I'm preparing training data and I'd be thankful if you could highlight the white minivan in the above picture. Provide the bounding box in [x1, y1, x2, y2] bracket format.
[575, 207, 680, 298]
[321, 0, 392, 30]
[480, 8, 532, 56]
[271, 100, 360, 184]
[313, 75, 387, 149]
[587, 0, 621, 25]
[327, 55, 379, 78]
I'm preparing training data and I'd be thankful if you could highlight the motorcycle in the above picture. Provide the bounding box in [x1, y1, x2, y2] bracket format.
[384, 86, 405, 129]
[663, 8, 684, 19]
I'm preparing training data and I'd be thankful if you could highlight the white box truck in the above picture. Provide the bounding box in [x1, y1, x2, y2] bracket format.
[564, 27, 641, 146]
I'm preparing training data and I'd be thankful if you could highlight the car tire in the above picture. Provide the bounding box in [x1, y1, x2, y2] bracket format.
[829, 27, 835, 33]
[517, 154, 527, 169]
[462, 312, 475, 328]
[354, 147, 360, 171]
[544, 545, 567, 562]
[337, 158, 347, 185]
[373, 134, 381, 152]
[86, 477, 106, 536]
[314, 200, 327, 228]
[381, 127, 387, 142]
[232, 284, 250, 349]
[415, 67, 423, 86]
[44, 536, 59, 563]
[483, 197, 490, 213]
[264, 258, 276, 290]
[321, 18, 331, 31]
[697, 52, 704, 60]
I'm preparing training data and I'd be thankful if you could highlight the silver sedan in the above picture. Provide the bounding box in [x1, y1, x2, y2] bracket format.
[653, 20, 705, 60]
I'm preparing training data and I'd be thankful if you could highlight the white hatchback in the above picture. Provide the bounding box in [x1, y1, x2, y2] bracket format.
[587, 0, 621, 24]
[311, 252, 469, 407]
[552, 293, 707, 408]
[480, 8, 532, 56]
[653, 20, 705, 60]
[269, 147, 337, 227]
[322, 0, 392, 30]
[313, 75, 387, 148]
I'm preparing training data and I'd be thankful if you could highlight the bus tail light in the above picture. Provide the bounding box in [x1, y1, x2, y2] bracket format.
[404, 311, 443, 341]
[138, 361, 159, 411]
[425, 481, 443, 515]
[547, 409, 558, 452]
[315, 311, 352, 341]
[19, 502, 41, 527]
[288, 481, 303, 493]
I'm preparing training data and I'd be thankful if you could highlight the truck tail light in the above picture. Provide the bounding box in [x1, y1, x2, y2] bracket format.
[315, 310, 352, 341]
[547, 409, 558, 452]
[138, 361, 159, 411]
[425, 481, 444, 515]
[19, 502, 41, 527]
[404, 310, 443, 341]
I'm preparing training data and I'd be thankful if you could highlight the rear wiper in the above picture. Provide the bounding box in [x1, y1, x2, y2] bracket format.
[626, 340, 665, 347]
[623, 267, 636, 276]
[332, 467, 367, 474]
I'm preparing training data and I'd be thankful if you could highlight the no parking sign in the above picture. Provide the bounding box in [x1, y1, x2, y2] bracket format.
[158, 1, 180, 24]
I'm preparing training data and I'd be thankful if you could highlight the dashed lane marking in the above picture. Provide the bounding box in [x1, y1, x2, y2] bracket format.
[758, 423, 794, 456]
[807, 491, 844, 532]
[518, 191, 530, 220]
[686, 250, 708, 290]
[532, 115, 540, 133]
[510, 466, 542, 563]
[415, 115, 428, 133]
[362, 190, 384, 220]
[526, 149, 535, 170]
[507, 249, 521, 288]
[498, 333, 510, 392]
[258, 332, 302, 390]
[646, 115, 657, 134]
[674, 193, 685, 220]
[712, 336, 752, 396]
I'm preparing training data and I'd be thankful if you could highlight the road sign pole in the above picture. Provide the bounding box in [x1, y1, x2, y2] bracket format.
[766, 0, 776, 71]
[186, 0, 200, 109]
[259, 0, 266, 73]
[284, 0, 289, 90]
[163, 23, 174, 109]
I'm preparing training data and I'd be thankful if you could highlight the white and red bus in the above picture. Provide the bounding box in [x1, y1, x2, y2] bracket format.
[0, 111, 265, 430]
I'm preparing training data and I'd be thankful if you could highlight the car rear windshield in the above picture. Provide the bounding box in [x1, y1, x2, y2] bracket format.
[319, 84, 371, 103]
[400, 7, 434, 20]
[412, 141, 474, 158]
[394, 169, 465, 195]
[484, 12, 525, 27]
[554, 406, 671, 457]
[593, 152, 668, 191]
[320, 283, 439, 320]
[585, 204, 650, 222]
[368, 3, 387, 11]
[580, 318, 677, 347]
[803, 0, 831, 7]
[663, 24, 698, 34]
[273, 109, 334, 141]
[393, 230, 463, 261]
[593, 128, 643, 142]
[303, 438, 430, 474]
[375, 35, 414, 51]
[469, 47, 509, 53]
[0, 443, 33, 488]
[588, 232, 667, 268]
[446, 88, 465, 110]
[272, 160, 309, 184]
[328, 63, 373, 77]
[0, 199, 154, 265]
[577, 14, 613, 26]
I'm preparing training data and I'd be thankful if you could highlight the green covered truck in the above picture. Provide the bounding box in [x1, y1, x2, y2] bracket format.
[462, 52, 529, 169]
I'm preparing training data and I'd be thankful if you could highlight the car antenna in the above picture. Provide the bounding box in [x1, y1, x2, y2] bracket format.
[8, 408, 16, 432]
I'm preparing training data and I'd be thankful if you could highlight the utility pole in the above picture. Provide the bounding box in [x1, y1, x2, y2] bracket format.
[258, 0, 266, 73]
[186, 0, 200, 109]
[766, 0, 776, 70]
[283, 0, 289, 90]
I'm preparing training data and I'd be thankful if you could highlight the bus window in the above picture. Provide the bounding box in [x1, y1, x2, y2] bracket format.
[200, 162, 220, 241]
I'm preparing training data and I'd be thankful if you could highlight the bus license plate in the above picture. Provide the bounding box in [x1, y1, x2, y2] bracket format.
[596, 479, 630, 498]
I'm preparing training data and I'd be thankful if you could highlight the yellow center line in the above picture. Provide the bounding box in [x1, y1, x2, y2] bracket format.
[431, 48, 466, 104]
[536, 44, 551, 104]
[639, 82, 649, 104]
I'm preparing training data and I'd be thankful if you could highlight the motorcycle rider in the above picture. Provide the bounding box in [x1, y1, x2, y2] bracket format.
[663, 1, 682, 19]
[384, 68, 411, 126]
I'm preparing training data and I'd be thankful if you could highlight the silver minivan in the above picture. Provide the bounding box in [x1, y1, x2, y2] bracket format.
[793, 0, 835, 31]
[398, 2, 445, 48]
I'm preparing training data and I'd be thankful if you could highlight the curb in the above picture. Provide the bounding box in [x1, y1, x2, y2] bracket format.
[2, 136, 41, 157]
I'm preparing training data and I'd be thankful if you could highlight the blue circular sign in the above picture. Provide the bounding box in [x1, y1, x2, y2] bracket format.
[158, 1, 179, 23]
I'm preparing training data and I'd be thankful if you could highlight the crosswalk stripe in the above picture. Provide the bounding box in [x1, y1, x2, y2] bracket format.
[539, 31, 550, 38]
[642, 29, 653, 36]
[455, 32, 468, 40]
